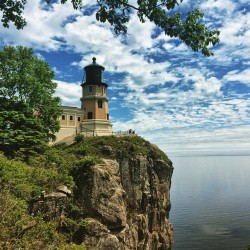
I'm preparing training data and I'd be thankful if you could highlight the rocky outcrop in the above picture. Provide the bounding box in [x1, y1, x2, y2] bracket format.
[29, 138, 174, 249]
[30, 185, 71, 220]
[75, 154, 174, 249]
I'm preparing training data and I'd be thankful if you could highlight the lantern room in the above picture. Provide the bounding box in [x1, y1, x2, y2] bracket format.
[83, 57, 106, 85]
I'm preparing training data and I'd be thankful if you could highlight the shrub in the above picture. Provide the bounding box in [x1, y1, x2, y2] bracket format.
[75, 134, 85, 144]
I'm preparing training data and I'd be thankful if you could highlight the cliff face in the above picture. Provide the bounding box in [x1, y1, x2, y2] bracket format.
[28, 136, 174, 249]
[75, 144, 174, 249]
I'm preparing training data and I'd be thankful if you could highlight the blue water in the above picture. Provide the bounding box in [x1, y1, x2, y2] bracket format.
[170, 156, 250, 250]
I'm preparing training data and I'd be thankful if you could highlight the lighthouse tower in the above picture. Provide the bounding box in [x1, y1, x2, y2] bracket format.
[80, 57, 112, 136]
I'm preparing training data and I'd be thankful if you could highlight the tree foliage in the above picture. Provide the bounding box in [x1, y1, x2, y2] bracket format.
[0, 0, 27, 29]
[0, 46, 62, 156]
[0, 0, 220, 56]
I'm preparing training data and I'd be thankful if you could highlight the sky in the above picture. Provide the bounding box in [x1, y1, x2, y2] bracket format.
[0, 0, 249, 156]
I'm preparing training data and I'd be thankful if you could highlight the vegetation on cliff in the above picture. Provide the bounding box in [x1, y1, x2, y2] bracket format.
[0, 135, 172, 249]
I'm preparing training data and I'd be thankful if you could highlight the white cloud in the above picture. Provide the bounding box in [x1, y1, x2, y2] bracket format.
[126, 13, 155, 51]
[54, 80, 81, 107]
[208, 9, 250, 64]
[220, 12, 250, 47]
[223, 69, 250, 85]
[0, 0, 82, 50]
[113, 91, 250, 131]
[194, 77, 222, 96]
[200, 0, 236, 13]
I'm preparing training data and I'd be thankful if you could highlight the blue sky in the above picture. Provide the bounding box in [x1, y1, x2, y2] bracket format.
[1, 0, 250, 156]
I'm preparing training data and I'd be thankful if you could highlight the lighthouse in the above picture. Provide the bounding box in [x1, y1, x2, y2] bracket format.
[80, 57, 113, 136]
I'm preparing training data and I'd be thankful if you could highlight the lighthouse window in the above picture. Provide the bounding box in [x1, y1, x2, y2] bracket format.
[89, 86, 93, 92]
[98, 100, 103, 108]
[88, 112, 93, 119]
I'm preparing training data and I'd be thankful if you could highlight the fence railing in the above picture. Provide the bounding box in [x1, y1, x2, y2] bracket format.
[112, 130, 136, 136]
[77, 126, 136, 137]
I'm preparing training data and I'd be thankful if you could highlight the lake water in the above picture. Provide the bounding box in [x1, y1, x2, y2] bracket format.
[169, 156, 250, 250]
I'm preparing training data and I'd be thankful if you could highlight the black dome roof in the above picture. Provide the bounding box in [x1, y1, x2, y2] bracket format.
[84, 57, 105, 70]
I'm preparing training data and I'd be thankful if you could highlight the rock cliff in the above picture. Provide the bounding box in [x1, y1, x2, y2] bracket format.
[30, 136, 174, 250]
[73, 139, 174, 250]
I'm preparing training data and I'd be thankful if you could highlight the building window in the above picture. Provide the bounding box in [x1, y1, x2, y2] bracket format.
[62, 115, 65, 120]
[78, 117, 81, 122]
[98, 100, 103, 108]
[89, 86, 93, 92]
[101, 70, 104, 81]
[70, 115, 73, 121]
[88, 112, 93, 119]
[107, 113, 109, 120]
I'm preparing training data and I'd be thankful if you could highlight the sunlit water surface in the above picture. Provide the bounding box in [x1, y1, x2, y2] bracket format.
[170, 156, 250, 250]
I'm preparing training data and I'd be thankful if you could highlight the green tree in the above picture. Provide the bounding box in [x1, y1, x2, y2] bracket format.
[0, 0, 219, 56]
[0, 46, 62, 156]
